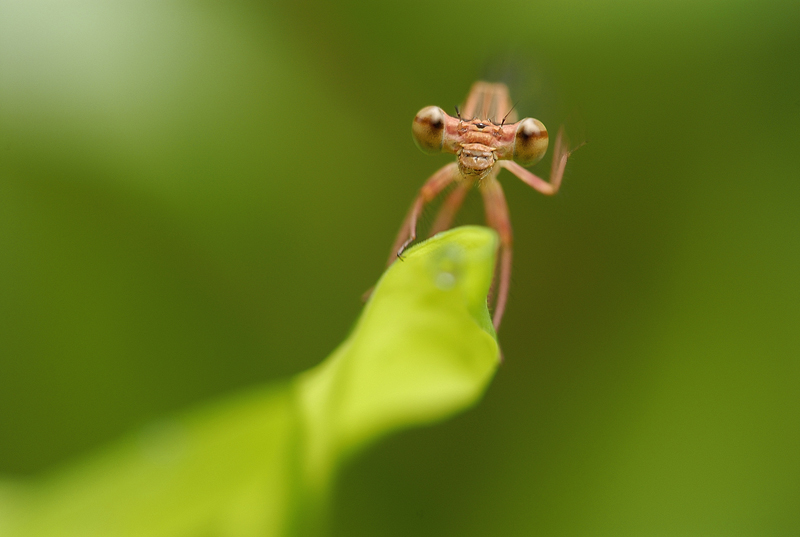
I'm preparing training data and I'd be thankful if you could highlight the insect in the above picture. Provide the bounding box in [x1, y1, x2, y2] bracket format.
[388, 81, 581, 330]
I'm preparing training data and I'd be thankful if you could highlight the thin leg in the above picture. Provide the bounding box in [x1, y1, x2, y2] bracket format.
[500, 126, 582, 195]
[429, 183, 470, 236]
[480, 174, 513, 329]
[387, 163, 458, 265]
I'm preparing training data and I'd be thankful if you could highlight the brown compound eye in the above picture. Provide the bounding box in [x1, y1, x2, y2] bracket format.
[412, 106, 446, 154]
[513, 118, 549, 166]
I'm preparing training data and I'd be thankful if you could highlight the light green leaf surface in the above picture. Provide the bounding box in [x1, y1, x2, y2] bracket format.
[1, 226, 499, 537]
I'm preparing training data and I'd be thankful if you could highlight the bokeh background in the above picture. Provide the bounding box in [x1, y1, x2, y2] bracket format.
[2, 0, 799, 535]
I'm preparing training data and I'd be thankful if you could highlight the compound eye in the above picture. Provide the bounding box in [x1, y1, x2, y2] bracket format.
[412, 106, 446, 154]
[513, 118, 549, 166]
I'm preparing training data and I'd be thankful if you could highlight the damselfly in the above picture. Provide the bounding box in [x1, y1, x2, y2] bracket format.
[389, 81, 581, 329]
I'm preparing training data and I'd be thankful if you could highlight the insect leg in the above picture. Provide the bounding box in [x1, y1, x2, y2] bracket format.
[500, 126, 582, 195]
[429, 182, 470, 236]
[388, 162, 458, 264]
[480, 175, 513, 329]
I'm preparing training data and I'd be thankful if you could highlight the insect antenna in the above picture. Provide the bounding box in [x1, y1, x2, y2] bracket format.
[501, 101, 518, 127]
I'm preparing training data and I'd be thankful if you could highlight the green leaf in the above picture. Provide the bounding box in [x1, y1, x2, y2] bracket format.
[1, 226, 499, 537]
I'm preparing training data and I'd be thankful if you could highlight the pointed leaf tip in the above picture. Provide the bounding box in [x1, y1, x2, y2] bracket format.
[297, 226, 500, 490]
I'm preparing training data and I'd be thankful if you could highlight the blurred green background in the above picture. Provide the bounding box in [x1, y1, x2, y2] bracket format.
[1, 0, 799, 535]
